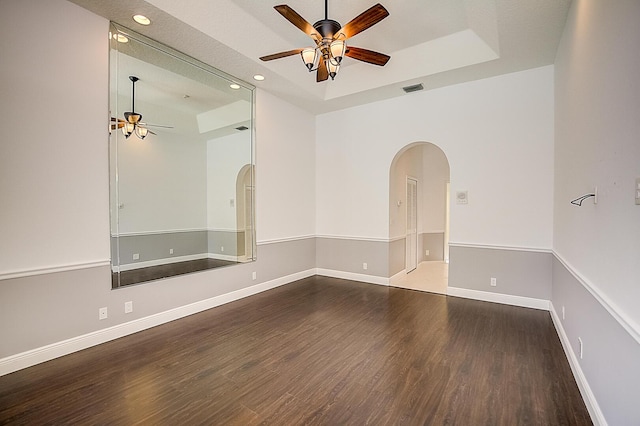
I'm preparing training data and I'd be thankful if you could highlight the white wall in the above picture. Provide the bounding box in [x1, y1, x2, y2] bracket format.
[0, 0, 317, 363]
[206, 132, 251, 231]
[421, 144, 450, 234]
[255, 89, 316, 243]
[116, 102, 208, 234]
[316, 66, 555, 249]
[0, 0, 110, 275]
[389, 145, 423, 240]
[554, 0, 640, 342]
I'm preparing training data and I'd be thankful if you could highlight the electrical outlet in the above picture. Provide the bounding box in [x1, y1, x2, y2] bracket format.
[363, 262, 368, 270]
[124, 301, 133, 314]
[133, 253, 139, 260]
[490, 277, 497, 287]
[578, 337, 583, 359]
[221, 246, 224, 252]
[99, 307, 108, 320]
[252, 271, 256, 280]
[562, 305, 565, 320]
[169, 248, 174, 255]
[425, 250, 430, 256]
[636, 178, 640, 205]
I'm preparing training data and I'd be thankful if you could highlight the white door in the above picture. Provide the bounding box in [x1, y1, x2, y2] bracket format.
[406, 177, 418, 273]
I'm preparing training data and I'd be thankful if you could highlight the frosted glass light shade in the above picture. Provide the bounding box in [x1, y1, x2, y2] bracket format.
[301, 48, 318, 71]
[329, 40, 346, 64]
[122, 122, 134, 138]
[135, 126, 148, 139]
[327, 60, 340, 80]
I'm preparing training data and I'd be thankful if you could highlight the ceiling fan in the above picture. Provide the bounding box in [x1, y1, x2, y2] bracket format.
[260, 0, 390, 82]
[110, 76, 173, 139]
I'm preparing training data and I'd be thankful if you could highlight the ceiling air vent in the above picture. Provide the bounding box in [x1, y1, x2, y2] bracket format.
[235, 126, 249, 131]
[402, 83, 423, 94]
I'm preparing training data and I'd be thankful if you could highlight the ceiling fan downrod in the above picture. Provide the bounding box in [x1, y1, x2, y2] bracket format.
[129, 75, 139, 115]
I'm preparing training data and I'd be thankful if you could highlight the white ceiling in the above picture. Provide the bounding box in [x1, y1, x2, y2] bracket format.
[71, 0, 571, 114]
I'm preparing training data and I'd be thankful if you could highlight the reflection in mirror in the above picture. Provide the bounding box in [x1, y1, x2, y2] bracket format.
[109, 24, 255, 288]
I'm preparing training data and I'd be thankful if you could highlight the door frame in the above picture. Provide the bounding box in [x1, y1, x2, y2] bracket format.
[405, 176, 418, 273]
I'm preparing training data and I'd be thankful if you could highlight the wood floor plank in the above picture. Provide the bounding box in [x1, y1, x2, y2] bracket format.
[0, 276, 592, 425]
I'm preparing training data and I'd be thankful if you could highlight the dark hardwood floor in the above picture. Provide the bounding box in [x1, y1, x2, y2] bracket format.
[0, 276, 592, 425]
[113, 258, 237, 288]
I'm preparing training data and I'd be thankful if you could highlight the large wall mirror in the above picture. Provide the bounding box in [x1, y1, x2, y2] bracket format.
[109, 24, 255, 288]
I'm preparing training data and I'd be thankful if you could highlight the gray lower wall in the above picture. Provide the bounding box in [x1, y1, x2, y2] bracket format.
[389, 233, 445, 278]
[113, 230, 249, 267]
[316, 237, 389, 278]
[389, 238, 405, 277]
[448, 245, 552, 300]
[551, 256, 640, 425]
[420, 232, 444, 262]
[0, 237, 315, 359]
[207, 230, 245, 257]
[115, 231, 208, 266]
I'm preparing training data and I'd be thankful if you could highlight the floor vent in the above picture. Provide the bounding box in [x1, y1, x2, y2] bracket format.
[402, 83, 424, 93]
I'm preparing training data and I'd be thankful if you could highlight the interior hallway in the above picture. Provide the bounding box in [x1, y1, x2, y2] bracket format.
[391, 261, 448, 295]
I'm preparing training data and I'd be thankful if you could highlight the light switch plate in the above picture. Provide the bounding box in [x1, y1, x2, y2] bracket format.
[636, 178, 640, 205]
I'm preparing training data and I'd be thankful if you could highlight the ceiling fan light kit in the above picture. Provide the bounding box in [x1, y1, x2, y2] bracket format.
[260, 1, 390, 82]
[114, 75, 172, 140]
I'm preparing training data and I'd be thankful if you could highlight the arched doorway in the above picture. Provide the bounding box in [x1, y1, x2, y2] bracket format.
[388, 142, 450, 294]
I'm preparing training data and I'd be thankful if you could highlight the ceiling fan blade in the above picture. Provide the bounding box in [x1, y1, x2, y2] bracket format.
[317, 56, 329, 82]
[260, 48, 304, 62]
[147, 129, 157, 136]
[345, 46, 390, 66]
[339, 4, 389, 39]
[274, 5, 319, 40]
[110, 117, 124, 129]
[140, 122, 174, 129]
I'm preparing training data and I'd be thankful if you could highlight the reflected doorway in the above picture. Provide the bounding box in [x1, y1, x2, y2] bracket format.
[236, 164, 255, 262]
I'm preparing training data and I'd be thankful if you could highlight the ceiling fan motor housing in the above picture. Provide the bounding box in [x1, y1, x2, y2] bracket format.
[313, 19, 341, 39]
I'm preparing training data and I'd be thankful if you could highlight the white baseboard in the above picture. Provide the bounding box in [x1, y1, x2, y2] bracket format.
[549, 303, 606, 426]
[446, 287, 549, 310]
[0, 268, 316, 376]
[315, 268, 389, 286]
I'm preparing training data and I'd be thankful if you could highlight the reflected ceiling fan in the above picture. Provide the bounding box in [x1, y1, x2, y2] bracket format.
[110, 76, 173, 139]
[260, 0, 390, 82]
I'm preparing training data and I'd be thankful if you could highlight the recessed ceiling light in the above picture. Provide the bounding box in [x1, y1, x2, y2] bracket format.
[112, 33, 129, 43]
[133, 14, 151, 25]
[230, 83, 241, 89]
[253, 74, 265, 81]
